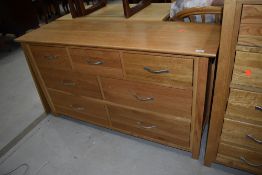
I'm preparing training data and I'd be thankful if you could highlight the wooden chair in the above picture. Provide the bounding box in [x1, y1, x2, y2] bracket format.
[171, 6, 223, 24]
[122, 0, 151, 18]
[68, 0, 106, 18]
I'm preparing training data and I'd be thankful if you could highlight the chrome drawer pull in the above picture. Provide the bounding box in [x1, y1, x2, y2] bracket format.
[62, 81, 76, 86]
[134, 94, 154, 101]
[136, 121, 156, 129]
[44, 55, 58, 60]
[144, 66, 169, 74]
[246, 134, 262, 144]
[240, 156, 262, 167]
[70, 105, 85, 111]
[255, 106, 262, 111]
[86, 59, 103, 65]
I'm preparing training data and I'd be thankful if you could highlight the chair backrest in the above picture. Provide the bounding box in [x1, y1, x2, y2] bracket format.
[172, 6, 223, 24]
[68, 0, 106, 18]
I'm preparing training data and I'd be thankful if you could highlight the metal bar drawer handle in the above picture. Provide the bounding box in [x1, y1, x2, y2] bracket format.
[136, 121, 156, 129]
[240, 156, 262, 167]
[246, 134, 262, 144]
[134, 94, 154, 101]
[255, 106, 262, 111]
[44, 55, 58, 60]
[70, 105, 85, 111]
[62, 81, 76, 86]
[86, 59, 103, 65]
[144, 66, 169, 74]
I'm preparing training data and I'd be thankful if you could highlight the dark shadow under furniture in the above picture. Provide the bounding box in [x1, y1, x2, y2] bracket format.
[0, 0, 39, 36]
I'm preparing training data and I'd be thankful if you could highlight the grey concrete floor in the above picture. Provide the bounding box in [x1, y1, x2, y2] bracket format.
[0, 40, 44, 153]
[0, 115, 253, 175]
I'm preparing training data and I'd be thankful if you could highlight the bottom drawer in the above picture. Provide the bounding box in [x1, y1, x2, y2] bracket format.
[217, 143, 262, 175]
[49, 90, 109, 127]
[108, 106, 191, 150]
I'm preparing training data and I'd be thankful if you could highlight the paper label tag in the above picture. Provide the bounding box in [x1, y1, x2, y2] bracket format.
[195, 49, 205, 53]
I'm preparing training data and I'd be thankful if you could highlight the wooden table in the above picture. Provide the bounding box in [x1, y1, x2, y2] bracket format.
[58, 3, 171, 21]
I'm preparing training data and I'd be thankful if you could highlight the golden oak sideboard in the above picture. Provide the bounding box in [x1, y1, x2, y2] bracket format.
[205, 0, 262, 174]
[17, 19, 220, 159]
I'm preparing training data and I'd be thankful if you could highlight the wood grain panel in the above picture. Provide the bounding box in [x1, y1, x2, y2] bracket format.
[231, 51, 262, 89]
[237, 45, 262, 53]
[221, 118, 262, 152]
[48, 90, 109, 126]
[217, 143, 262, 175]
[40, 69, 102, 99]
[226, 89, 262, 125]
[238, 23, 262, 47]
[108, 105, 190, 149]
[30, 45, 72, 71]
[101, 78, 192, 118]
[122, 52, 193, 88]
[241, 5, 262, 24]
[239, 5, 262, 47]
[16, 20, 221, 58]
[204, 0, 243, 165]
[69, 47, 123, 78]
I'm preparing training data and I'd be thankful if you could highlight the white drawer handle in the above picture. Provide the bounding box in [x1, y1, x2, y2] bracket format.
[136, 121, 156, 129]
[134, 94, 154, 101]
[86, 59, 103, 65]
[144, 66, 169, 74]
[246, 134, 262, 144]
[62, 81, 76, 86]
[255, 106, 262, 112]
[70, 105, 85, 111]
[44, 55, 58, 60]
[240, 156, 262, 167]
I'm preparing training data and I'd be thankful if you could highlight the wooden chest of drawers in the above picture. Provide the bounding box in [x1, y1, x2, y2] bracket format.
[205, 0, 262, 174]
[17, 20, 220, 159]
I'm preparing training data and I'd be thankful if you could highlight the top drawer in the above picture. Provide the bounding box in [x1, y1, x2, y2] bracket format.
[238, 5, 262, 47]
[30, 45, 72, 71]
[69, 47, 123, 78]
[122, 52, 193, 88]
[241, 5, 262, 24]
[231, 51, 262, 89]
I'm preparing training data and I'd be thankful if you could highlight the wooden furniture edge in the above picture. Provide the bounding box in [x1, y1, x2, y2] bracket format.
[21, 43, 57, 115]
[16, 41, 218, 60]
[204, 0, 243, 166]
[191, 57, 209, 159]
[21, 43, 51, 113]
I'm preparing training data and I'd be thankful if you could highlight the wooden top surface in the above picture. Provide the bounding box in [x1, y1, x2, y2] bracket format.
[17, 20, 221, 57]
[58, 3, 171, 21]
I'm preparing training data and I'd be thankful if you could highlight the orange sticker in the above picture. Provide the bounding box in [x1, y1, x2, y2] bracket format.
[178, 29, 185, 33]
[245, 69, 251, 76]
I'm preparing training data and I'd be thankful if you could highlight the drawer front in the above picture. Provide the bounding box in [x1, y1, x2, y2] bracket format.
[122, 52, 193, 88]
[238, 23, 262, 47]
[221, 118, 262, 152]
[30, 45, 72, 71]
[69, 47, 123, 78]
[217, 143, 262, 175]
[231, 51, 262, 89]
[41, 69, 102, 99]
[49, 90, 108, 126]
[101, 78, 192, 119]
[239, 5, 262, 47]
[226, 89, 262, 125]
[241, 5, 262, 24]
[108, 106, 190, 149]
